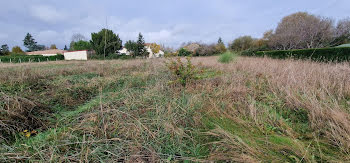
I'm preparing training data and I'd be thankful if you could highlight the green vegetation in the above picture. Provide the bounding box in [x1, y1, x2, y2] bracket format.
[23, 33, 45, 52]
[0, 55, 349, 162]
[166, 57, 201, 86]
[0, 44, 10, 56]
[72, 40, 92, 51]
[11, 46, 25, 54]
[89, 54, 134, 60]
[90, 28, 123, 56]
[0, 54, 64, 63]
[242, 47, 350, 62]
[178, 48, 192, 56]
[218, 51, 236, 63]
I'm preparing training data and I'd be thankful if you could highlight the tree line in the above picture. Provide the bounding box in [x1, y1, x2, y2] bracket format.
[1, 29, 152, 57]
[229, 12, 350, 52]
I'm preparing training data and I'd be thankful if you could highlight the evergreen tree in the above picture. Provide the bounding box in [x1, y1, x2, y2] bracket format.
[218, 37, 224, 45]
[136, 33, 148, 57]
[64, 45, 68, 50]
[216, 37, 227, 54]
[90, 28, 122, 56]
[23, 33, 37, 52]
[0, 44, 10, 55]
[72, 40, 92, 51]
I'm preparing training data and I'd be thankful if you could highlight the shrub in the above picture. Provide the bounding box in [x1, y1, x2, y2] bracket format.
[194, 44, 221, 56]
[178, 48, 192, 56]
[11, 46, 25, 54]
[218, 51, 236, 63]
[164, 52, 178, 58]
[166, 57, 201, 86]
[243, 47, 350, 62]
[89, 54, 133, 60]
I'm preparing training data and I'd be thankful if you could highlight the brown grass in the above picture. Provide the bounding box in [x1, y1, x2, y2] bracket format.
[1, 56, 350, 162]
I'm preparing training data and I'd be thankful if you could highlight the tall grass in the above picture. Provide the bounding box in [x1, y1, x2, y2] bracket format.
[218, 51, 236, 63]
[0, 57, 349, 162]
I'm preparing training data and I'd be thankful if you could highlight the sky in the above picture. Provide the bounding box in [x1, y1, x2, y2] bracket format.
[0, 0, 349, 50]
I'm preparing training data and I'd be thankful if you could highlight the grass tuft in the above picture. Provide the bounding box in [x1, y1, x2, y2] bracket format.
[218, 51, 237, 63]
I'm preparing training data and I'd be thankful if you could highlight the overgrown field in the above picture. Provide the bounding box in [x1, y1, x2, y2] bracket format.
[0, 57, 349, 162]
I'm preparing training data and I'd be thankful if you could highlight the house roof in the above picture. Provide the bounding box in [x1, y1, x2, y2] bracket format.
[26, 49, 67, 55]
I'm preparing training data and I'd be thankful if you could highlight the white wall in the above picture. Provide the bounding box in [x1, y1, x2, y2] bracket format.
[64, 51, 88, 60]
[118, 48, 131, 55]
[42, 54, 57, 56]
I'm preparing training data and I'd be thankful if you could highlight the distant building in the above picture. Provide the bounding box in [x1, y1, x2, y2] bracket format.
[118, 47, 131, 56]
[117, 44, 164, 58]
[26, 49, 67, 56]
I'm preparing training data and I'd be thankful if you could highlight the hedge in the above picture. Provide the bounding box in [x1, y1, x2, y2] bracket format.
[0, 54, 64, 63]
[89, 53, 134, 60]
[242, 47, 350, 62]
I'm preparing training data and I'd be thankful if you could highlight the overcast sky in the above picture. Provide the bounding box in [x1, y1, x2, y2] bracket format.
[0, 0, 349, 50]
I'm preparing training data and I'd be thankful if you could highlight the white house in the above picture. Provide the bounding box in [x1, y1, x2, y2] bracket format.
[118, 45, 164, 58]
[118, 47, 131, 56]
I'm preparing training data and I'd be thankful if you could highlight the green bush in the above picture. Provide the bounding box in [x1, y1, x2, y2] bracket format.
[242, 47, 350, 62]
[178, 48, 192, 56]
[218, 51, 237, 63]
[166, 57, 201, 86]
[0, 54, 64, 63]
[89, 54, 134, 60]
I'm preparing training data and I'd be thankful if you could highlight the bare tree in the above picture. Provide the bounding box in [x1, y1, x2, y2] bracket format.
[269, 12, 334, 50]
[332, 18, 350, 46]
[71, 33, 87, 43]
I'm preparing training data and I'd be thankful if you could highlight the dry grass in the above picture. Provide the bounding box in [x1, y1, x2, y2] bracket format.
[0, 56, 349, 162]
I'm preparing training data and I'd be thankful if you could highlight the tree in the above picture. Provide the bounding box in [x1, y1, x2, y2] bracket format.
[64, 45, 68, 50]
[216, 37, 226, 53]
[195, 44, 221, 56]
[50, 44, 57, 49]
[178, 48, 192, 56]
[136, 33, 148, 57]
[332, 18, 350, 46]
[72, 40, 92, 51]
[90, 29, 123, 56]
[124, 40, 138, 56]
[269, 12, 334, 50]
[149, 43, 161, 54]
[71, 33, 87, 42]
[11, 46, 24, 54]
[36, 45, 46, 51]
[218, 37, 224, 45]
[23, 33, 37, 52]
[229, 36, 255, 51]
[0, 44, 10, 56]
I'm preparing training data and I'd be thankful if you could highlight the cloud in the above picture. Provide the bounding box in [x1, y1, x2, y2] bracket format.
[29, 5, 66, 24]
[1, 0, 350, 49]
[0, 33, 8, 39]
